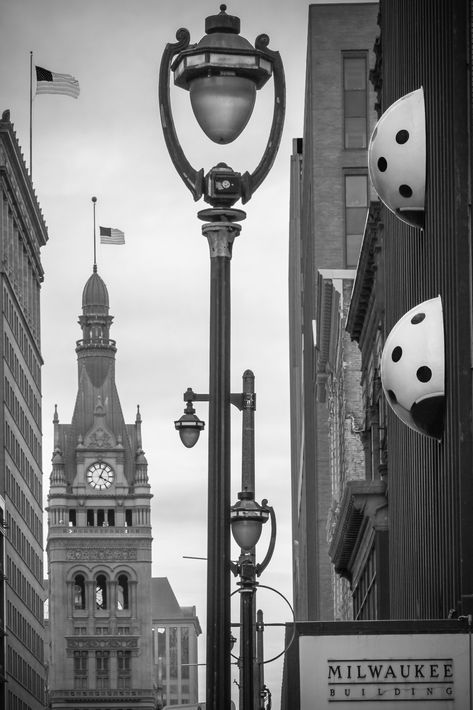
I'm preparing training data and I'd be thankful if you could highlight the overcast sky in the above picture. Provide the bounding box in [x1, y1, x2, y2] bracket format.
[1, 0, 375, 704]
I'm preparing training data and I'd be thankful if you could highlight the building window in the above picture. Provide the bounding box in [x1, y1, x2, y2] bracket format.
[157, 626, 167, 675]
[117, 649, 131, 688]
[345, 173, 368, 267]
[169, 627, 178, 680]
[69, 509, 76, 526]
[95, 574, 108, 610]
[95, 626, 109, 635]
[343, 53, 368, 149]
[117, 574, 129, 610]
[96, 650, 109, 688]
[125, 509, 133, 527]
[118, 649, 131, 671]
[73, 650, 88, 687]
[353, 547, 377, 620]
[181, 628, 189, 680]
[87, 509, 94, 526]
[73, 575, 86, 610]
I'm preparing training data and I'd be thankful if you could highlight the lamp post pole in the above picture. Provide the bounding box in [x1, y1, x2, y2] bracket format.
[240, 369, 257, 710]
[201, 214, 241, 708]
[159, 8, 285, 707]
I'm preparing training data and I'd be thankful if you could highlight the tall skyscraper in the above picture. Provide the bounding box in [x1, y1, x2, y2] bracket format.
[46, 266, 156, 709]
[288, 2, 379, 621]
[0, 109, 48, 710]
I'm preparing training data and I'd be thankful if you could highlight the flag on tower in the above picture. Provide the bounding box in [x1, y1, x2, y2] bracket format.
[35, 66, 80, 98]
[99, 227, 125, 245]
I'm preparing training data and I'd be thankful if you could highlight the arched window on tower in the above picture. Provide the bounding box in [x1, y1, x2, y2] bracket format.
[74, 574, 86, 610]
[96, 574, 108, 610]
[117, 574, 129, 610]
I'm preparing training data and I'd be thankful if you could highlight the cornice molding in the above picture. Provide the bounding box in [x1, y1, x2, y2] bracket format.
[329, 479, 388, 579]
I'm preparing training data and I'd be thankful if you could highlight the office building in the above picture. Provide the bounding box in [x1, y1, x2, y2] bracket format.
[0, 109, 48, 710]
[151, 577, 201, 707]
[288, 2, 379, 621]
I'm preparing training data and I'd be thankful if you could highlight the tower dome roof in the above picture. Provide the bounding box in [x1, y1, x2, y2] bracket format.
[82, 266, 109, 312]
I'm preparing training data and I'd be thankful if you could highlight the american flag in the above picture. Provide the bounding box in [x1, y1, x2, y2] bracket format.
[99, 227, 125, 245]
[35, 66, 80, 99]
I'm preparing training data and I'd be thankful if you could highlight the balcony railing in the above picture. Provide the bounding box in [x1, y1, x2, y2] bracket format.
[75, 339, 117, 350]
[48, 525, 150, 535]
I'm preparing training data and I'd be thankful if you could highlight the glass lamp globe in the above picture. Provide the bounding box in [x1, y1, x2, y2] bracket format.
[189, 75, 257, 144]
[231, 492, 268, 551]
[175, 410, 205, 448]
[172, 5, 272, 145]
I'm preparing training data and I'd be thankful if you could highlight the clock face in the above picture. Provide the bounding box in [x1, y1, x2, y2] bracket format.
[87, 462, 114, 490]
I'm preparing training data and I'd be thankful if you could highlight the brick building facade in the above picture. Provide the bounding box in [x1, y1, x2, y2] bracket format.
[289, 2, 379, 621]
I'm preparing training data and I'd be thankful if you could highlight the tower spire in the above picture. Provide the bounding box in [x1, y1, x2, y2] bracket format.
[92, 196, 98, 271]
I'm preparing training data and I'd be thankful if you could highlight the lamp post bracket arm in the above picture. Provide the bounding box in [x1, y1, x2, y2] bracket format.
[183, 387, 210, 403]
[159, 30, 204, 201]
[241, 38, 286, 204]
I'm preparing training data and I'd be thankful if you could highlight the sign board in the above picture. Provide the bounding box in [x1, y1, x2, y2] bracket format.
[299, 629, 470, 709]
[281, 620, 472, 709]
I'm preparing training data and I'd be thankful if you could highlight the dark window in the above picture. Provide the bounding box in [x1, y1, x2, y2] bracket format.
[87, 510, 94, 526]
[69, 509, 76, 526]
[108, 509, 115, 526]
[73, 575, 86, 610]
[343, 54, 368, 149]
[345, 173, 368, 267]
[97, 509, 105, 527]
[181, 627, 190, 680]
[125, 509, 132, 527]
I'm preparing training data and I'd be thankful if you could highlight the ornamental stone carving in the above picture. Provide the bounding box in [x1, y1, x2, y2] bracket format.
[67, 637, 138, 651]
[86, 427, 112, 448]
[66, 548, 137, 561]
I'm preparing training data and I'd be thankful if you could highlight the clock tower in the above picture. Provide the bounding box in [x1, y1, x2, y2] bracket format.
[46, 266, 156, 709]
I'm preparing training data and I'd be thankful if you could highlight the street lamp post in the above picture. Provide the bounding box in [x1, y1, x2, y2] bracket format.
[231, 493, 276, 710]
[159, 6, 285, 708]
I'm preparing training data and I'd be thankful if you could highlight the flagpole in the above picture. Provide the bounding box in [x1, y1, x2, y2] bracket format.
[92, 196, 97, 271]
[29, 51, 33, 176]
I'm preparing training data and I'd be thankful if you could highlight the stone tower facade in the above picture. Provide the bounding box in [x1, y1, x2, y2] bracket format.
[46, 266, 155, 709]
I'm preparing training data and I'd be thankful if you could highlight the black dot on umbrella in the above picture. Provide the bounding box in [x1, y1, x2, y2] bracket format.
[411, 312, 425, 324]
[399, 184, 413, 198]
[417, 366, 432, 383]
[392, 346, 403, 362]
[396, 129, 409, 144]
[378, 157, 388, 172]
